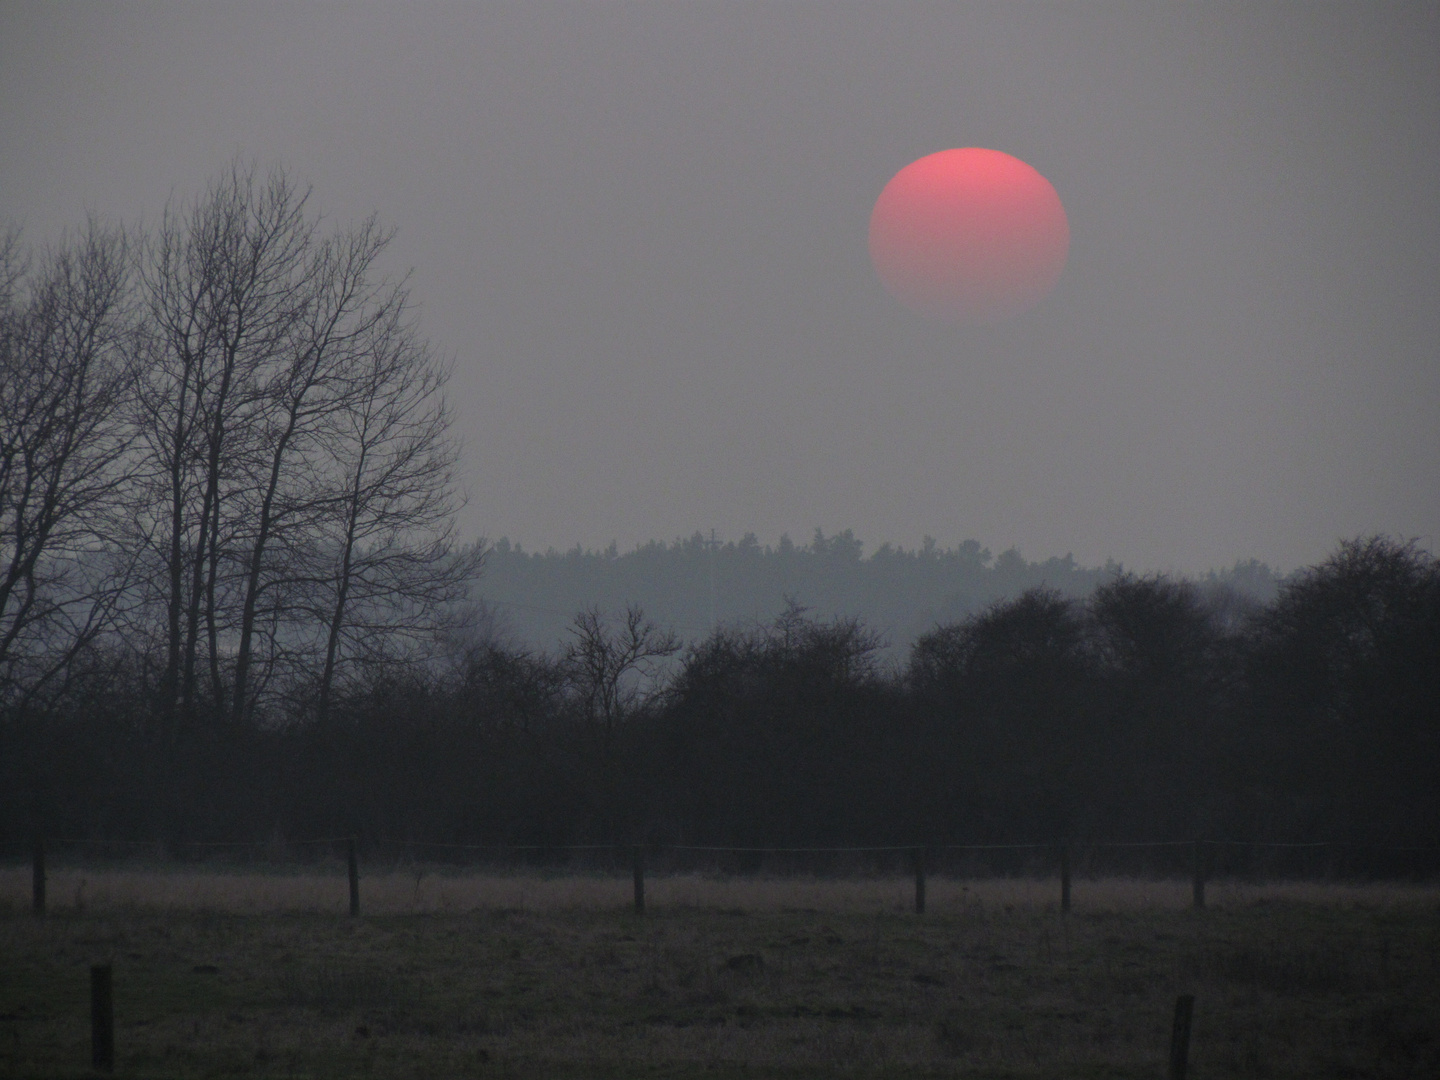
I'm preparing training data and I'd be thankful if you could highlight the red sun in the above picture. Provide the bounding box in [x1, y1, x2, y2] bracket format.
[869, 148, 1070, 324]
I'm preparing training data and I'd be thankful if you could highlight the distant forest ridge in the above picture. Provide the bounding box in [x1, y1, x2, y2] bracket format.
[475, 529, 1287, 654]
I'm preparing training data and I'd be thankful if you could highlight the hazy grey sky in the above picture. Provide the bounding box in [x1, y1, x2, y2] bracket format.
[4, 3, 1437, 572]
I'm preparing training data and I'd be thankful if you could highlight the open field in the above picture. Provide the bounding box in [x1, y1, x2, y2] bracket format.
[3, 872, 1438, 1078]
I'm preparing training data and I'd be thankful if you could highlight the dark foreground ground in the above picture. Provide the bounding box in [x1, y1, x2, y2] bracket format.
[2, 878, 1438, 1079]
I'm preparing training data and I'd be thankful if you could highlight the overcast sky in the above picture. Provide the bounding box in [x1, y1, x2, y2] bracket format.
[4, 3, 1437, 573]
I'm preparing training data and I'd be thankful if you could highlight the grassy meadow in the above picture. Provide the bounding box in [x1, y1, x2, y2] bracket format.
[2, 868, 1438, 1078]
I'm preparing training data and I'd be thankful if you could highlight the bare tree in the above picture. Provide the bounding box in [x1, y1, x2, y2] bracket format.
[565, 605, 680, 751]
[309, 283, 480, 719]
[0, 222, 136, 711]
[563, 604, 679, 839]
[134, 164, 316, 725]
[226, 215, 448, 724]
[132, 162, 480, 725]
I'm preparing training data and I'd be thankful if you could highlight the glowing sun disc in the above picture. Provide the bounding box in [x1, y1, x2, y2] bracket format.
[869, 148, 1070, 324]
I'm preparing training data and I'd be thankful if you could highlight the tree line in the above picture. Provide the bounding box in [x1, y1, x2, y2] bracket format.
[4, 528, 1436, 855]
[476, 530, 1285, 661]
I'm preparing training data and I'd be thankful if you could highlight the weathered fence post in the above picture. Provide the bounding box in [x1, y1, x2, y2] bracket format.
[1168, 993, 1195, 1080]
[632, 846, 645, 915]
[913, 847, 926, 915]
[1191, 841, 1206, 910]
[347, 838, 360, 917]
[91, 963, 114, 1074]
[31, 835, 45, 918]
[1059, 840, 1071, 913]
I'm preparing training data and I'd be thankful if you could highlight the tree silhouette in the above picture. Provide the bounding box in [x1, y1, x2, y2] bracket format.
[0, 223, 135, 714]
[1243, 536, 1440, 843]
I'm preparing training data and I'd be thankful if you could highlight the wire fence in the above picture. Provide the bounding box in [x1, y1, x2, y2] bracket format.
[5, 833, 1438, 917]
[4, 834, 1436, 879]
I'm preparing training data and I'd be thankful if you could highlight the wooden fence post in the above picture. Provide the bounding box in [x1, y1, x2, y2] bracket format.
[91, 963, 114, 1074]
[347, 838, 360, 917]
[1059, 840, 1071, 913]
[32, 835, 45, 918]
[632, 846, 645, 915]
[1191, 841, 1206, 910]
[913, 847, 926, 915]
[1168, 993, 1195, 1080]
